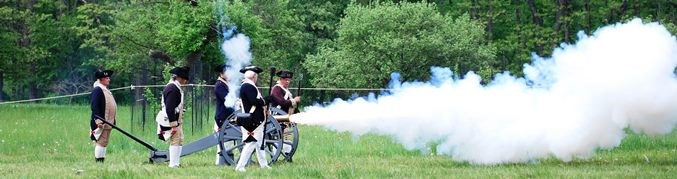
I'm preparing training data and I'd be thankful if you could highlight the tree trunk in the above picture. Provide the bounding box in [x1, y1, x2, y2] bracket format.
[62, 0, 78, 14]
[471, 0, 479, 19]
[585, 0, 591, 31]
[525, 0, 543, 53]
[186, 51, 203, 83]
[486, 0, 494, 39]
[505, 0, 521, 70]
[619, 0, 628, 18]
[526, 0, 543, 25]
[0, 71, 4, 102]
[632, 0, 640, 17]
[134, 62, 148, 102]
[185, 23, 219, 83]
[654, 0, 660, 21]
[148, 49, 174, 65]
[554, 0, 564, 31]
[29, 83, 38, 100]
[554, 0, 570, 41]
[18, 0, 36, 101]
[29, 63, 38, 101]
[606, 0, 613, 23]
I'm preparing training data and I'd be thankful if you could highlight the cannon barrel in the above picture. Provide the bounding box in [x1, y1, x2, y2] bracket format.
[272, 115, 292, 122]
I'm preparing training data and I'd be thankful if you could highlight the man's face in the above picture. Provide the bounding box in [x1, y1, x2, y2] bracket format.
[177, 77, 188, 84]
[252, 74, 258, 83]
[219, 73, 228, 80]
[100, 77, 111, 86]
[280, 78, 292, 87]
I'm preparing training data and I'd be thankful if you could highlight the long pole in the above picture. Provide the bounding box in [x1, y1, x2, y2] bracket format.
[262, 67, 276, 150]
[268, 67, 276, 96]
[94, 115, 159, 151]
[130, 90, 134, 133]
[191, 86, 195, 135]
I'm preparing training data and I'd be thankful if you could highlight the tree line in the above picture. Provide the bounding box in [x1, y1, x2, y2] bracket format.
[0, 0, 674, 103]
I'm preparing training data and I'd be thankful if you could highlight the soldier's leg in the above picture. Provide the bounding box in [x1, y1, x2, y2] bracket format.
[253, 124, 270, 168]
[94, 128, 112, 162]
[235, 126, 255, 172]
[214, 123, 226, 165]
[168, 127, 184, 168]
[282, 123, 292, 154]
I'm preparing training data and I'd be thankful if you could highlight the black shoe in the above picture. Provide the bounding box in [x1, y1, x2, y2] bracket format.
[284, 153, 293, 162]
[96, 158, 105, 163]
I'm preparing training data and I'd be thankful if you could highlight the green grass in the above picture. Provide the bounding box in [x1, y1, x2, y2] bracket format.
[0, 104, 675, 178]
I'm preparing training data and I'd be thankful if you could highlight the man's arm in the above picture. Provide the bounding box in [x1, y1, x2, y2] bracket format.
[271, 86, 292, 108]
[164, 86, 180, 126]
[91, 87, 105, 122]
[214, 82, 228, 101]
[242, 84, 266, 107]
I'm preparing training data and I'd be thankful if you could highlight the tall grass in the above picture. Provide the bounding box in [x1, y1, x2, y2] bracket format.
[0, 104, 675, 178]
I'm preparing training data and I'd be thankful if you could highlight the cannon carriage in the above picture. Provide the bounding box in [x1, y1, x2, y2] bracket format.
[99, 106, 299, 166]
[100, 67, 301, 166]
[214, 107, 299, 165]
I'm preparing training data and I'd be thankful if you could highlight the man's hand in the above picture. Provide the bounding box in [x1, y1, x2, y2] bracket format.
[264, 95, 274, 103]
[292, 96, 301, 106]
[96, 119, 104, 128]
[171, 127, 178, 134]
[236, 99, 242, 107]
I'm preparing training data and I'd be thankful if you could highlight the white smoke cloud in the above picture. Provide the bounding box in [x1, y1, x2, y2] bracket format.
[293, 19, 677, 164]
[220, 31, 253, 108]
[215, 0, 254, 108]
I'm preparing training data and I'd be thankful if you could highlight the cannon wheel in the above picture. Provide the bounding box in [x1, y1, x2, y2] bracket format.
[270, 107, 300, 162]
[217, 113, 284, 166]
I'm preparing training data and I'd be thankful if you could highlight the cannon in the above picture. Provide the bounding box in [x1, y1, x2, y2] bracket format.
[96, 112, 293, 165]
[95, 67, 301, 165]
[268, 107, 300, 162]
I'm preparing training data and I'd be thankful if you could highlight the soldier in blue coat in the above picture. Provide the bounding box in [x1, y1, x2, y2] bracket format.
[90, 69, 117, 163]
[156, 66, 189, 168]
[213, 64, 235, 165]
[234, 66, 271, 172]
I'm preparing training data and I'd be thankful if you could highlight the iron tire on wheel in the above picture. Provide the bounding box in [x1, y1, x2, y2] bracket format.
[270, 108, 300, 162]
[217, 113, 284, 166]
[217, 113, 243, 166]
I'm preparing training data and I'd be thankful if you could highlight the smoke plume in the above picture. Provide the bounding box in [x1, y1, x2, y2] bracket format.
[216, 1, 253, 107]
[293, 19, 677, 164]
[220, 31, 252, 107]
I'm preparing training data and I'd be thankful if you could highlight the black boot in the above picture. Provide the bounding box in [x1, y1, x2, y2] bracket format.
[228, 152, 234, 160]
[285, 153, 293, 162]
[96, 157, 105, 163]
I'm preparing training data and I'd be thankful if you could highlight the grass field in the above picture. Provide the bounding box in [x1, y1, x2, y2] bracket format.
[0, 104, 675, 178]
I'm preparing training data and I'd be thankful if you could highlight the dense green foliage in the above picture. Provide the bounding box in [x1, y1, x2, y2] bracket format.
[0, 0, 675, 103]
[0, 104, 675, 177]
[305, 2, 496, 88]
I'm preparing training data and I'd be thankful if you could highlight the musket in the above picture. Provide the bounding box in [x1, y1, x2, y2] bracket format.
[289, 73, 303, 115]
[261, 67, 276, 150]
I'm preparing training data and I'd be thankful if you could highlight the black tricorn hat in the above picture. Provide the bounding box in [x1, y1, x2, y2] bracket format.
[170, 66, 190, 80]
[94, 69, 114, 79]
[215, 64, 230, 73]
[239, 65, 263, 74]
[276, 70, 294, 78]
